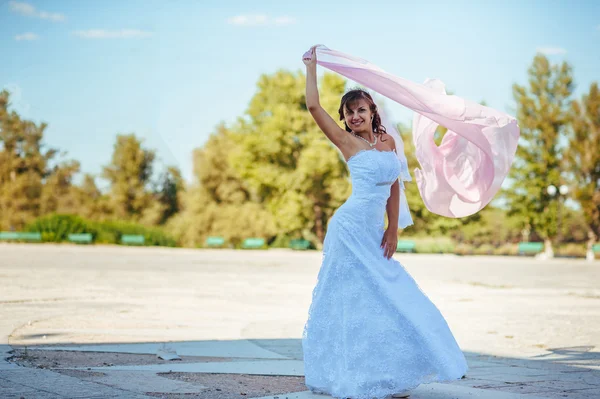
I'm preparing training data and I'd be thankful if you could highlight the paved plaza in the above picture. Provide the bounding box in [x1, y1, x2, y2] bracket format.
[1, 243, 599, 398]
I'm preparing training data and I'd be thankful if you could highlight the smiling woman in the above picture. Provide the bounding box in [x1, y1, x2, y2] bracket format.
[301, 45, 469, 399]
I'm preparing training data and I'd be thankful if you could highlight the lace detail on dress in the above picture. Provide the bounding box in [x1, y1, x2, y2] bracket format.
[302, 149, 468, 399]
[346, 147, 395, 164]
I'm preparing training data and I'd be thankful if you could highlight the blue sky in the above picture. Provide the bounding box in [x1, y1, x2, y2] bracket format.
[1, 0, 599, 185]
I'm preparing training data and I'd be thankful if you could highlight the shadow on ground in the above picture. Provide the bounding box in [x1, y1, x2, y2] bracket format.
[4, 338, 600, 398]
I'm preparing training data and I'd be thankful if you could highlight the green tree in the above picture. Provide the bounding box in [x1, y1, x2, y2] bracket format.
[567, 82, 600, 254]
[194, 124, 253, 205]
[167, 125, 276, 247]
[71, 174, 114, 220]
[139, 165, 185, 226]
[506, 54, 574, 257]
[0, 90, 79, 230]
[155, 166, 184, 224]
[229, 70, 351, 245]
[102, 134, 155, 221]
[39, 157, 81, 215]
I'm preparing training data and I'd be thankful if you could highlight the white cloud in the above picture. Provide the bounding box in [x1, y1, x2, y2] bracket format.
[9, 1, 66, 22]
[72, 29, 153, 39]
[8, 1, 34, 15]
[227, 14, 268, 26]
[536, 47, 567, 55]
[273, 16, 295, 26]
[14, 32, 39, 41]
[227, 14, 295, 27]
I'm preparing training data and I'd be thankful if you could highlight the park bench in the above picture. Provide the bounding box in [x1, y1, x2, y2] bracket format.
[0, 231, 42, 242]
[518, 242, 544, 255]
[205, 236, 226, 248]
[68, 233, 93, 244]
[289, 239, 311, 250]
[396, 240, 416, 253]
[591, 244, 600, 260]
[121, 234, 145, 246]
[241, 237, 265, 249]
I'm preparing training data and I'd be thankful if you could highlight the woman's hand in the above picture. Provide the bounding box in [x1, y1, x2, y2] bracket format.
[303, 46, 317, 67]
[381, 228, 398, 260]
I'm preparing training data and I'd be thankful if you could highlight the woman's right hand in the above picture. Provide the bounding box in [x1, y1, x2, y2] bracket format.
[302, 46, 317, 67]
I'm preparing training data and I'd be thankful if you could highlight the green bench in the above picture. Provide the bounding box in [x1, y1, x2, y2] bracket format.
[289, 239, 311, 250]
[593, 244, 600, 254]
[241, 237, 265, 249]
[0, 231, 42, 242]
[518, 242, 544, 255]
[205, 236, 226, 248]
[396, 240, 416, 253]
[68, 233, 93, 244]
[121, 234, 145, 246]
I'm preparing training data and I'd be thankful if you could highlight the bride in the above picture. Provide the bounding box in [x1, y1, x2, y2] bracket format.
[301, 46, 469, 399]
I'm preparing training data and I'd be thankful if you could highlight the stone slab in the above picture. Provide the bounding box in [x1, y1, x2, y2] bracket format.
[77, 370, 207, 394]
[84, 359, 305, 376]
[251, 383, 551, 399]
[35, 339, 288, 359]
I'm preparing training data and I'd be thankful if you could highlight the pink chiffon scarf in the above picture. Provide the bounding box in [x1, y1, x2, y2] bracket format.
[304, 44, 520, 221]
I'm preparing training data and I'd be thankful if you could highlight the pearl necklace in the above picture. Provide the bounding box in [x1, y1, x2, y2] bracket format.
[352, 132, 377, 147]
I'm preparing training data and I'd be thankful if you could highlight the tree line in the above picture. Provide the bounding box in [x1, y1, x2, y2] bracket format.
[0, 54, 598, 254]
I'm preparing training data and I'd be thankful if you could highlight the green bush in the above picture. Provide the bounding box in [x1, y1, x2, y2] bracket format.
[455, 243, 518, 256]
[25, 214, 177, 247]
[269, 234, 292, 249]
[412, 237, 455, 253]
[472, 243, 495, 255]
[453, 243, 473, 256]
[90, 220, 177, 247]
[555, 243, 586, 258]
[269, 234, 315, 250]
[26, 214, 95, 242]
[493, 243, 518, 256]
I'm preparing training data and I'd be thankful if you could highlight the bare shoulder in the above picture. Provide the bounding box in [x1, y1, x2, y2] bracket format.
[379, 132, 396, 152]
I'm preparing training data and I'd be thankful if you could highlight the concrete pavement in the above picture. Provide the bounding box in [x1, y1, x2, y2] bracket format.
[1, 244, 599, 398]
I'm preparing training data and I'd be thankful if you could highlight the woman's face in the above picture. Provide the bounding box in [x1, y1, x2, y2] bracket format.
[344, 98, 373, 134]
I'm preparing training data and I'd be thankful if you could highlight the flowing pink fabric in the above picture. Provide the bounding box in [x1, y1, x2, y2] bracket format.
[304, 45, 520, 218]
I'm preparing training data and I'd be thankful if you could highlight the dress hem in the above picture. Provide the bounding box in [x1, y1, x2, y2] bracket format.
[305, 369, 468, 399]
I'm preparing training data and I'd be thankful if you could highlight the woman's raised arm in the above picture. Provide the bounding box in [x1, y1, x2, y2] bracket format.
[303, 46, 347, 148]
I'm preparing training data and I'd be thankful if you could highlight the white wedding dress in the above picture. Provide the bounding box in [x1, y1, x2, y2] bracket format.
[302, 148, 469, 399]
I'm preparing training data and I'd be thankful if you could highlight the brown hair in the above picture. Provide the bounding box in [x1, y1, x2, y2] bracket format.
[338, 89, 387, 135]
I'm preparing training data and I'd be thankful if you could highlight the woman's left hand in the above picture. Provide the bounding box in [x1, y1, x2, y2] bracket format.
[381, 228, 398, 259]
[302, 45, 317, 67]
